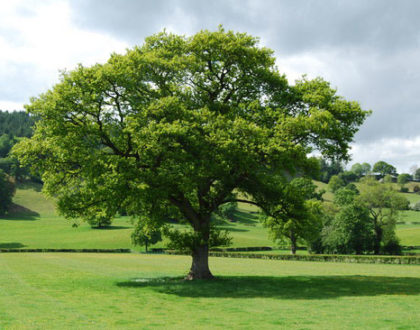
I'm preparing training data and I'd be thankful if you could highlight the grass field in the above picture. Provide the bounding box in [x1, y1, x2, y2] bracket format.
[2, 182, 420, 251]
[0, 183, 273, 251]
[0, 253, 419, 329]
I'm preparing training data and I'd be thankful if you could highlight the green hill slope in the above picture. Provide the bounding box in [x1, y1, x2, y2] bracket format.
[2, 182, 420, 250]
[1, 184, 273, 250]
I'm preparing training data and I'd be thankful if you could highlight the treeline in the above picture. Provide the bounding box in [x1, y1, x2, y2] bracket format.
[263, 157, 414, 256]
[319, 158, 420, 191]
[0, 110, 37, 215]
[0, 110, 35, 138]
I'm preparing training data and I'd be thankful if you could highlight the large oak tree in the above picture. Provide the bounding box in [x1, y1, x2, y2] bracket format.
[14, 28, 369, 279]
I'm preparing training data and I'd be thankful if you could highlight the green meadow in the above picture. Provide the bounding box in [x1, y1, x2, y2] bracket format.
[1, 253, 420, 329]
[2, 182, 420, 251]
[1, 183, 420, 329]
[1, 183, 273, 250]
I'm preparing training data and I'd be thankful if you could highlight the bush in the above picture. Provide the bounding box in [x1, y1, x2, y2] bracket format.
[382, 237, 402, 255]
[400, 187, 409, 193]
[321, 203, 374, 255]
[413, 185, 420, 193]
[412, 202, 420, 211]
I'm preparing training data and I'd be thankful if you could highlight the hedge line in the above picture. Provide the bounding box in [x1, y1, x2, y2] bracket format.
[0, 248, 131, 253]
[210, 246, 272, 252]
[167, 251, 420, 265]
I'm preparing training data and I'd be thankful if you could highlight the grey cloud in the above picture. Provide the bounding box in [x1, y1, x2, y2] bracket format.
[67, 0, 420, 147]
[70, 0, 420, 54]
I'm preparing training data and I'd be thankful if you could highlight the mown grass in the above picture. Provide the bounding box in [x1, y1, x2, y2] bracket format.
[0, 253, 419, 329]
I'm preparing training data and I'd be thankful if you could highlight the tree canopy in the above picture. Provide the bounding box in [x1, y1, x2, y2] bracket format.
[13, 28, 369, 279]
[372, 161, 397, 177]
[357, 177, 408, 254]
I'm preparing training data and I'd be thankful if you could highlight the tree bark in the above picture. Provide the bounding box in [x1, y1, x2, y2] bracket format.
[290, 231, 297, 255]
[185, 244, 214, 280]
[373, 226, 382, 255]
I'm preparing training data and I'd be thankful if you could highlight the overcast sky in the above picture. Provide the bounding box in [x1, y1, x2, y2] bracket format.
[1, 0, 419, 172]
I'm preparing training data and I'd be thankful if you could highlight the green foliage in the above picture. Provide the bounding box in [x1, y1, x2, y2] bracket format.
[262, 178, 324, 254]
[0, 169, 15, 215]
[338, 170, 358, 184]
[215, 201, 237, 220]
[12, 28, 369, 277]
[317, 157, 344, 183]
[415, 168, 420, 181]
[322, 203, 375, 254]
[328, 175, 346, 192]
[131, 218, 163, 252]
[398, 173, 411, 189]
[383, 174, 394, 183]
[357, 177, 408, 254]
[413, 185, 420, 193]
[373, 161, 397, 177]
[164, 225, 232, 253]
[350, 162, 371, 178]
[333, 186, 358, 206]
[0, 110, 35, 137]
[413, 201, 420, 211]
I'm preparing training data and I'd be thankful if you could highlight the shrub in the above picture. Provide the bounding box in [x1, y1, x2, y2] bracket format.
[382, 237, 402, 255]
[400, 187, 409, 193]
[412, 202, 420, 211]
[413, 185, 420, 193]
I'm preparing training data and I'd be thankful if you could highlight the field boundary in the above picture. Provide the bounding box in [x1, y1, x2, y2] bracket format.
[167, 251, 420, 265]
[0, 248, 131, 253]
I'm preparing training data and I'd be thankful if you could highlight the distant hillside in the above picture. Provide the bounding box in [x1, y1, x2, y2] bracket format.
[0, 110, 36, 137]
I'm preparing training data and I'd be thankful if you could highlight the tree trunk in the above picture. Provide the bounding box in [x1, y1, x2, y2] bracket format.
[290, 231, 297, 255]
[373, 226, 382, 255]
[185, 244, 214, 280]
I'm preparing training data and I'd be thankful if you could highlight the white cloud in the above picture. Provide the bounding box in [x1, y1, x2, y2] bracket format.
[0, 0, 129, 110]
[350, 137, 420, 173]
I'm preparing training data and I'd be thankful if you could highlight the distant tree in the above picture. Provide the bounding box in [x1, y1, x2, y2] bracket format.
[350, 163, 363, 177]
[361, 162, 371, 175]
[415, 168, 420, 181]
[410, 164, 418, 177]
[0, 169, 15, 215]
[214, 201, 238, 221]
[383, 174, 393, 183]
[338, 170, 357, 184]
[262, 179, 324, 254]
[131, 218, 163, 252]
[328, 175, 346, 192]
[397, 173, 411, 190]
[0, 134, 14, 158]
[333, 186, 358, 206]
[357, 177, 408, 254]
[372, 161, 397, 177]
[0, 110, 35, 137]
[318, 157, 344, 183]
[322, 202, 374, 254]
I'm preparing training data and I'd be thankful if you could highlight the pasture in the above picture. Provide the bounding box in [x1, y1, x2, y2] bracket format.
[2, 183, 420, 250]
[1, 253, 420, 329]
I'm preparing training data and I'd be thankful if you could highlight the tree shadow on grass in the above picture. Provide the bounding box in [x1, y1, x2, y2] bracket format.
[216, 226, 249, 232]
[116, 275, 420, 300]
[231, 210, 259, 226]
[0, 242, 26, 248]
[17, 181, 42, 192]
[0, 204, 40, 221]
